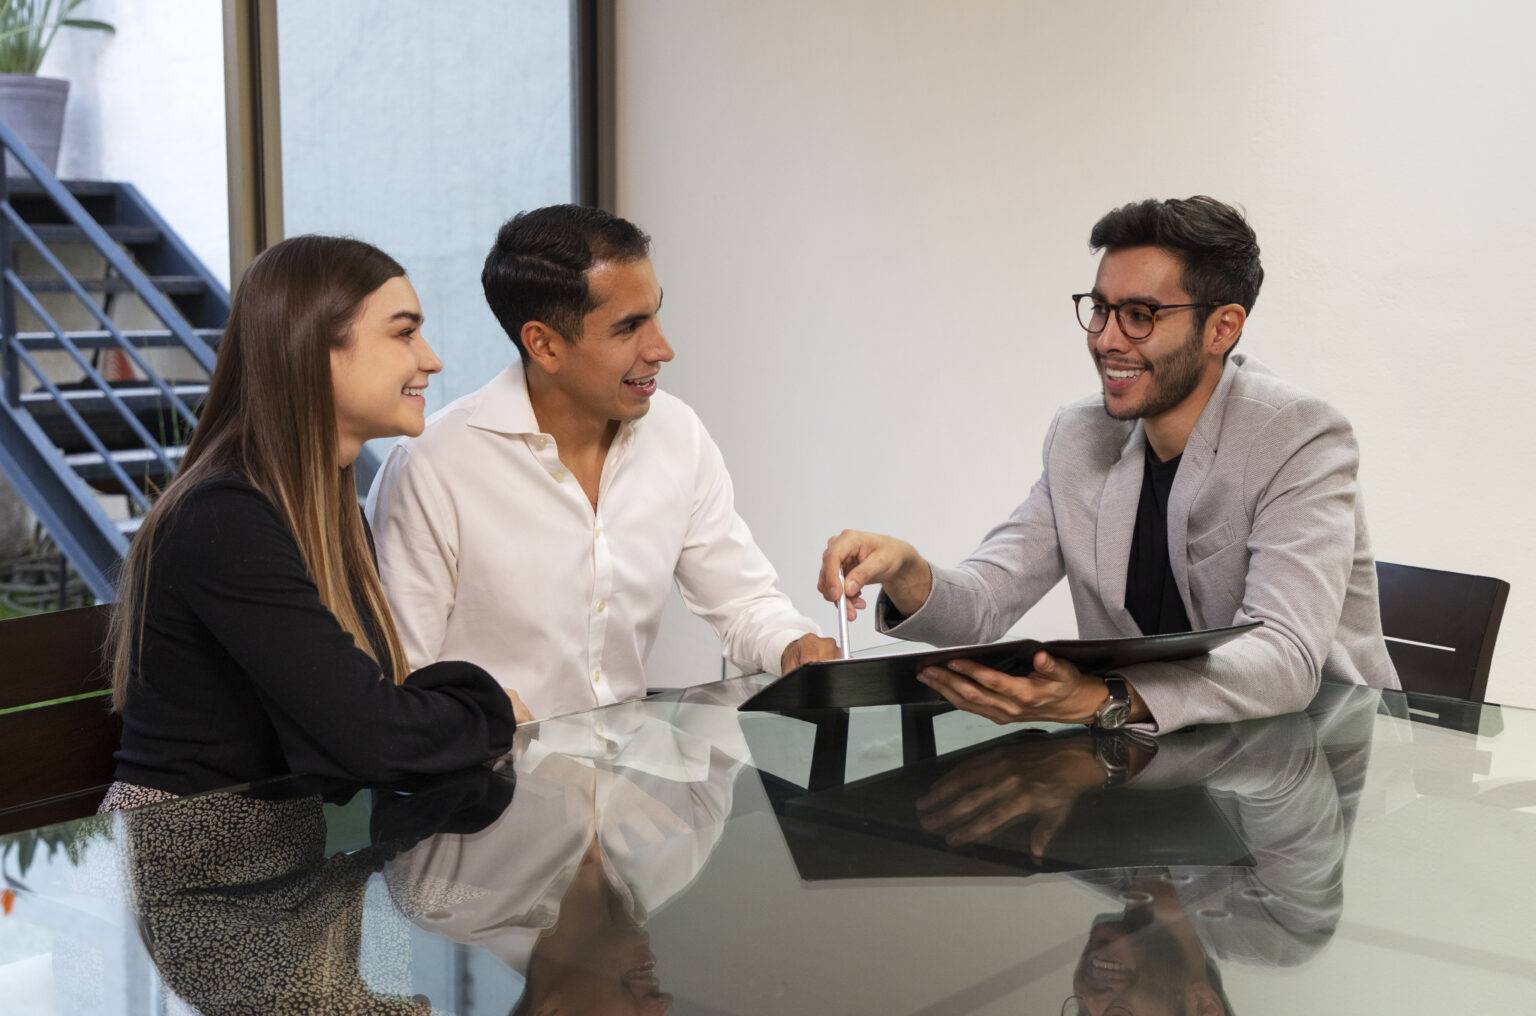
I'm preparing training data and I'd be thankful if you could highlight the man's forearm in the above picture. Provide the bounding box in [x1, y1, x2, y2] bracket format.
[883, 554, 935, 618]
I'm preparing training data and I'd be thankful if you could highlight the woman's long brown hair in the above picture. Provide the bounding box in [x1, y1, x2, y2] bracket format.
[107, 235, 412, 710]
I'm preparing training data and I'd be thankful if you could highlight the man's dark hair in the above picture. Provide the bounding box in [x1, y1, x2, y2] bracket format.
[481, 204, 652, 358]
[1089, 196, 1264, 316]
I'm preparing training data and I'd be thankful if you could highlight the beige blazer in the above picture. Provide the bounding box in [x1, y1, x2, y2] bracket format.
[881, 353, 1399, 733]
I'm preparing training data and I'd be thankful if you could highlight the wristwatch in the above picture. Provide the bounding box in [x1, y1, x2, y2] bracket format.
[1093, 730, 1132, 788]
[1092, 675, 1131, 730]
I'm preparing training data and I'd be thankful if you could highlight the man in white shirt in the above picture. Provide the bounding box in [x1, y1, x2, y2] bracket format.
[367, 205, 836, 720]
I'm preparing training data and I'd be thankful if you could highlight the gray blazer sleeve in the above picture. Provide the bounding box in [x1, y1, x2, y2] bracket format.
[877, 411, 1067, 645]
[1126, 398, 1362, 733]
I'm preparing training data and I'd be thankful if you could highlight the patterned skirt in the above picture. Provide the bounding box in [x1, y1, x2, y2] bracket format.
[97, 781, 179, 813]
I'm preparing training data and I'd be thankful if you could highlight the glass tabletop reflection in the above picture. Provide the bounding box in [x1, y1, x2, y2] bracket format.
[1, 677, 1532, 1014]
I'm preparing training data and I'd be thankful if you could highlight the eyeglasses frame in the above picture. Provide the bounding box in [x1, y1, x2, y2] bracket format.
[1071, 293, 1223, 341]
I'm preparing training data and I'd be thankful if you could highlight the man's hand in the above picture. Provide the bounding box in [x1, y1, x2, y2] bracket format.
[915, 734, 1104, 855]
[818, 529, 933, 620]
[780, 633, 841, 674]
[917, 650, 1119, 726]
[506, 688, 534, 725]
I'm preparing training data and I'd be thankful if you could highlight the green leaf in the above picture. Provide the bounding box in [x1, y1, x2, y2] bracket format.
[59, 18, 113, 33]
[0, 0, 114, 73]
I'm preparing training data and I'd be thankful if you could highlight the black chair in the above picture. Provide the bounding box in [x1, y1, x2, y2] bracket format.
[0, 604, 118, 834]
[1376, 561, 1510, 733]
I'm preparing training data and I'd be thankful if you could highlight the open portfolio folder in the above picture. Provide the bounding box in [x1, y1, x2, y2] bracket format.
[738, 621, 1261, 712]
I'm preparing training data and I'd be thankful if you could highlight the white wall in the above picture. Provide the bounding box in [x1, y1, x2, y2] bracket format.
[43, 0, 230, 287]
[614, 0, 1536, 707]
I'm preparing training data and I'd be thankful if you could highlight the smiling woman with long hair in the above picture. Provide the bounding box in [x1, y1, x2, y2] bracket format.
[99, 235, 515, 811]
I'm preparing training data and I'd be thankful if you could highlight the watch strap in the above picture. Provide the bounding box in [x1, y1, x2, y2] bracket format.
[1093, 675, 1131, 729]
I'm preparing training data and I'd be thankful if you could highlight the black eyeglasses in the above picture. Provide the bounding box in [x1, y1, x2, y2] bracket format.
[1072, 293, 1219, 341]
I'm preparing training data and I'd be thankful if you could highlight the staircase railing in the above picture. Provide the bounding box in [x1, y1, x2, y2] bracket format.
[0, 120, 219, 597]
[0, 120, 381, 603]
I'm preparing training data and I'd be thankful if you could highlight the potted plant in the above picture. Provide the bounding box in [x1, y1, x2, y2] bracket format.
[0, 0, 113, 175]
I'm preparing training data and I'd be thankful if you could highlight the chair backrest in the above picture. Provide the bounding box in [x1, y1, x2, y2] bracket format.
[0, 604, 119, 833]
[1376, 561, 1509, 703]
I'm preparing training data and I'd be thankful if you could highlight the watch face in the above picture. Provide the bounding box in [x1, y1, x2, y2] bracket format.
[1097, 701, 1131, 730]
[1097, 733, 1132, 768]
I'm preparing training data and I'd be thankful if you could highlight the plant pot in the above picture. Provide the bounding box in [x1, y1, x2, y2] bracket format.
[0, 74, 69, 177]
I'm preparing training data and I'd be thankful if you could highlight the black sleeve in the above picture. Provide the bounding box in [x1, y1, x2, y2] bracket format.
[158, 479, 515, 783]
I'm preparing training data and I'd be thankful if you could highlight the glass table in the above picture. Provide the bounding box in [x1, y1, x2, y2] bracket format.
[0, 677, 1531, 1014]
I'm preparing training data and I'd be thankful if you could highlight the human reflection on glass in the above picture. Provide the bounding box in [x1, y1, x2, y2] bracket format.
[510, 838, 670, 1016]
[918, 686, 1377, 1015]
[1061, 879, 1236, 1016]
[120, 769, 511, 1014]
[915, 732, 1157, 855]
[387, 691, 749, 1016]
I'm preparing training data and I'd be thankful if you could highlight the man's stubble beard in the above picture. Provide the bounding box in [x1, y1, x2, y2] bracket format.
[1102, 322, 1206, 422]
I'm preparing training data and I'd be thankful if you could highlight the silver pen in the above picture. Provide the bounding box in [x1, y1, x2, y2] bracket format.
[836, 568, 852, 660]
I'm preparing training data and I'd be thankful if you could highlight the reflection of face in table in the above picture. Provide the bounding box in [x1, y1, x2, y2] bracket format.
[766, 684, 1378, 1016]
[1068, 881, 1234, 1016]
[1067, 690, 1378, 1016]
[513, 839, 672, 1016]
[387, 698, 750, 1016]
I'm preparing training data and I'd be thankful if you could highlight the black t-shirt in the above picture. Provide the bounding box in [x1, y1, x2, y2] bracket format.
[114, 473, 516, 796]
[1125, 445, 1193, 637]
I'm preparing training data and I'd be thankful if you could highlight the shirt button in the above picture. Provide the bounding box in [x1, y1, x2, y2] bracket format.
[591, 668, 602, 683]
[595, 600, 607, 613]
[552, 469, 568, 482]
[594, 525, 602, 539]
[532, 436, 548, 450]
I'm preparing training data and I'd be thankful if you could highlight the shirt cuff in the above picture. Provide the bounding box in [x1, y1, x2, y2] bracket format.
[760, 625, 816, 677]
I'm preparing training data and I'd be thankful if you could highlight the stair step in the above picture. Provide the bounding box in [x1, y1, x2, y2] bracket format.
[22, 382, 204, 453]
[5, 177, 117, 198]
[18, 275, 205, 295]
[21, 383, 209, 408]
[65, 445, 187, 481]
[14, 328, 223, 351]
[27, 223, 160, 245]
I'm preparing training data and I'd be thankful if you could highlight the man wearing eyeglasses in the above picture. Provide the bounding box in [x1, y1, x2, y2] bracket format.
[819, 196, 1399, 734]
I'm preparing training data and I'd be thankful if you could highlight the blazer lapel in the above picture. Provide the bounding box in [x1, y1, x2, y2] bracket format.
[1095, 422, 1145, 636]
[1167, 358, 1239, 623]
[1166, 432, 1212, 622]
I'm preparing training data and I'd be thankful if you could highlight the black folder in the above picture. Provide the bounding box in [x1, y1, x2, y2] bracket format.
[738, 622, 1261, 712]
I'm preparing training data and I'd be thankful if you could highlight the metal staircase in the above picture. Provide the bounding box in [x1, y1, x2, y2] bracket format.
[0, 120, 224, 602]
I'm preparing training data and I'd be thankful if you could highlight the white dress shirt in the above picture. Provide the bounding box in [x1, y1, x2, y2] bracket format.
[366, 364, 817, 720]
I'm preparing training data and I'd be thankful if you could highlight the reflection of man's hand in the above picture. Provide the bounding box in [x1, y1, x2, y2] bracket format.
[914, 735, 1104, 857]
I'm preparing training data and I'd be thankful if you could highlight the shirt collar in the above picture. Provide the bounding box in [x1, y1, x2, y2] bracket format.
[465, 362, 644, 443]
[466, 363, 543, 436]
